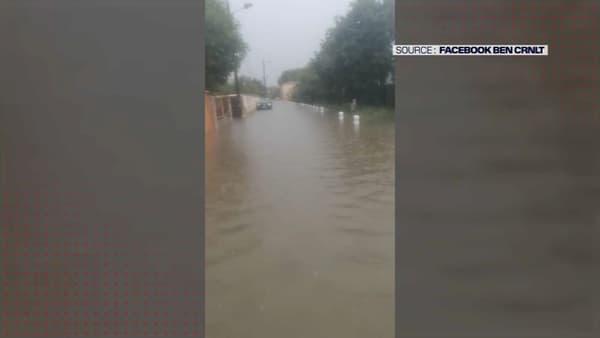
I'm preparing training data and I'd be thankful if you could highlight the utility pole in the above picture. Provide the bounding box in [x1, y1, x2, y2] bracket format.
[262, 59, 271, 98]
[262, 60, 267, 98]
[234, 55, 241, 106]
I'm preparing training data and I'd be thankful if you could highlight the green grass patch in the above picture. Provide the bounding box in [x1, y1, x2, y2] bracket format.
[321, 103, 393, 121]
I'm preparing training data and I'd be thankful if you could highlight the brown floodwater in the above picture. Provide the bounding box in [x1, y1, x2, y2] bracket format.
[205, 103, 394, 338]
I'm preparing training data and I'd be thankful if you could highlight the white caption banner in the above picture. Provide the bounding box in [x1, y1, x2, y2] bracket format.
[393, 45, 549, 56]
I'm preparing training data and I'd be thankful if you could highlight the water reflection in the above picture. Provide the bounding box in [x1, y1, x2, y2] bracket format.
[205, 102, 394, 338]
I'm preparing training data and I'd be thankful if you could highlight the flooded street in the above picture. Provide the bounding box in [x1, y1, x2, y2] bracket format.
[205, 102, 394, 338]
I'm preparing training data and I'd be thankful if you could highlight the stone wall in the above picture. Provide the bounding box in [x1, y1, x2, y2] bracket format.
[205, 93, 261, 132]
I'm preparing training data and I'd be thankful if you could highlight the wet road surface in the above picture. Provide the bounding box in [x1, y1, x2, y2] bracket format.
[205, 102, 394, 338]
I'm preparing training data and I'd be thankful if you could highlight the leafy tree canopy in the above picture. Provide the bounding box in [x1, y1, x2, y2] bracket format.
[238, 76, 266, 97]
[289, 0, 394, 105]
[214, 75, 265, 97]
[206, 0, 248, 91]
[278, 68, 305, 85]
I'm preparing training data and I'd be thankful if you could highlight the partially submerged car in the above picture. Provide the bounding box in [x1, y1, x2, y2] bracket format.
[256, 99, 273, 110]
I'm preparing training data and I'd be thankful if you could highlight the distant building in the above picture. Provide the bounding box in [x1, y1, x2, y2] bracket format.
[280, 81, 297, 101]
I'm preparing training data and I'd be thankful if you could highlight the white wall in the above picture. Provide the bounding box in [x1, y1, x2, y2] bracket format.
[241, 95, 261, 116]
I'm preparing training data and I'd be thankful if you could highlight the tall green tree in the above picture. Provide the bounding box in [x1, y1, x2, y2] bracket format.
[291, 0, 394, 106]
[278, 68, 305, 85]
[292, 64, 326, 104]
[214, 76, 265, 96]
[205, 0, 248, 91]
[238, 76, 265, 96]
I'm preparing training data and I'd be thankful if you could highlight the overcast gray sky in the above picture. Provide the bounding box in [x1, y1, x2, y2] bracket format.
[228, 0, 353, 87]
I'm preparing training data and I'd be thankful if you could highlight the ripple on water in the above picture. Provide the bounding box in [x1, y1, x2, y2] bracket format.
[206, 238, 263, 268]
[343, 250, 391, 266]
[217, 222, 253, 235]
[335, 226, 389, 238]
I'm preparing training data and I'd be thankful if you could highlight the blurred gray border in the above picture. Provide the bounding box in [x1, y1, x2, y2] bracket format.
[394, 0, 400, 336]
[394, 1, 598, 337]
[1, 1, 206, 337]
[200, 0, 206, 337]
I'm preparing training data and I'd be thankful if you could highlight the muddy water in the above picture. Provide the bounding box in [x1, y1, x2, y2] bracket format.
[205, 103, 394, 338]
